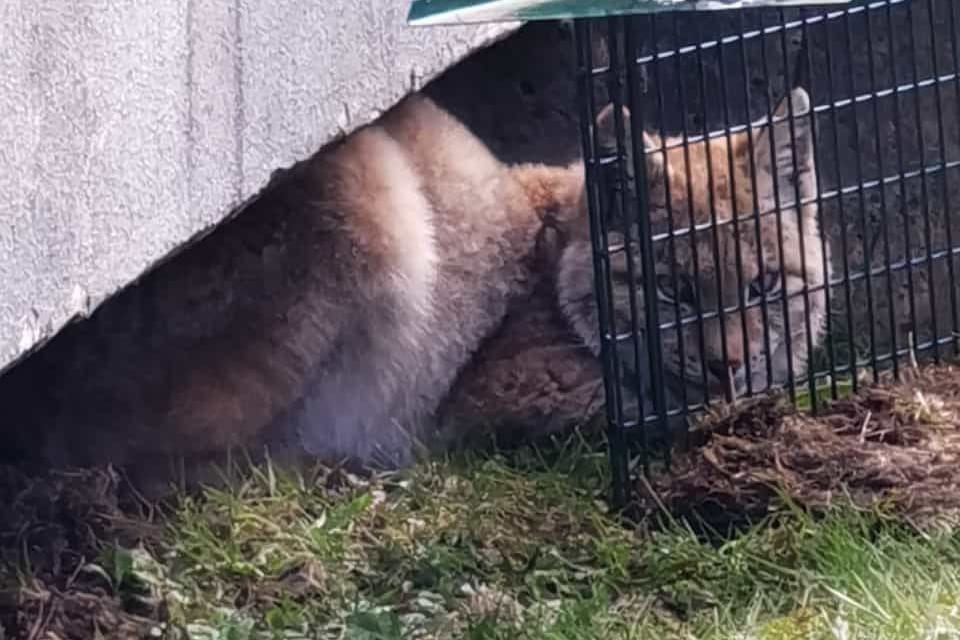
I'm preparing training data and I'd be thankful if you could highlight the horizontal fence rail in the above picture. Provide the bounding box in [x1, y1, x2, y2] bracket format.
[573, 0, 960, 507]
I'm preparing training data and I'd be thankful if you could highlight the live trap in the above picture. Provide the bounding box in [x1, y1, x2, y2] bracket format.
[411, 0, 960, 508]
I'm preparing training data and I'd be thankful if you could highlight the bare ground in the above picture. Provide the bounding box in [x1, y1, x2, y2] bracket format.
[635, 364, 960, 534]
[0, 467, 165, 639]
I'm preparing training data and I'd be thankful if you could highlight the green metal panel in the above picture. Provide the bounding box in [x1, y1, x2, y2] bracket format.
[408, 0, 852, 26]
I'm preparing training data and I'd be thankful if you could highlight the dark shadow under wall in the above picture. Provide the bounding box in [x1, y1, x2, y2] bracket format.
[424, 22, 583, 167]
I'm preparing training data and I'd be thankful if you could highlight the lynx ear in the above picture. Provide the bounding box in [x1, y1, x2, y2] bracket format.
[774, 86, 811, 120]
[595, 103, 626, 153]
[594, 103, 664, 183]
[752, 87, 815, 202]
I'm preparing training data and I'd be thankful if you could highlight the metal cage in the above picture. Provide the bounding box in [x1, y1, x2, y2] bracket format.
[572, 0, 960, 507]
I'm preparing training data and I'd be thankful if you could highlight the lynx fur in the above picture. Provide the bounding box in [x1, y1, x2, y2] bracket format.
[556, 88, 833, 414]
[0, 93, 583, 475]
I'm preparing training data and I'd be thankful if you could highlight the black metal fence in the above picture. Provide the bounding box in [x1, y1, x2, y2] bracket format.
[573, 0, 960, 507]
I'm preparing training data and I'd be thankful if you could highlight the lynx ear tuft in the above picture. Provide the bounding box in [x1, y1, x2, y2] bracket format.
[595, 103, 665, 183]
[774, 86, 812, 119]
[595, 103, 632, 153]
[752, 86, 816, 202]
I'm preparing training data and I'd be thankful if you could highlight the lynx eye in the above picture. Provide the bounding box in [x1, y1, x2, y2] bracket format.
[656, 274, 695, 306]
[748, 270, 781, 300]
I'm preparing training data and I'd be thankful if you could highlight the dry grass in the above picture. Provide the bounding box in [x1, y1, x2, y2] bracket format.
[637, 364, 960, 534]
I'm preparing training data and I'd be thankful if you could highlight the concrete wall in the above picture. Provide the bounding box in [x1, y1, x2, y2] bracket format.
[0, 0, 519, 373]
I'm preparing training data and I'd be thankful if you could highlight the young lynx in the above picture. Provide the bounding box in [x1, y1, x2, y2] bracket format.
[0, 93, 583, 475]
[557, 87, 832, 415]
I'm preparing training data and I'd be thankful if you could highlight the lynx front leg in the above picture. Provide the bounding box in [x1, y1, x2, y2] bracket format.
[756, 328, 812, 392]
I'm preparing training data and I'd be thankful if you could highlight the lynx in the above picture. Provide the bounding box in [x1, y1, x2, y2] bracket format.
[0, 93, 583, 477]
[556, 87, 832, 415]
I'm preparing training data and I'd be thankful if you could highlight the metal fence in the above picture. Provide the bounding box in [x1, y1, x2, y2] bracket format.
[572, 0, 960, 507]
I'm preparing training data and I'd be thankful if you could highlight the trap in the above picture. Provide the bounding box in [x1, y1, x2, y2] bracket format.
[412, 0, 960, 508]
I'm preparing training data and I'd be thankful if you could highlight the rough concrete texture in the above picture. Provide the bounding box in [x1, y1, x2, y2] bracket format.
[0, 0, 518, 373]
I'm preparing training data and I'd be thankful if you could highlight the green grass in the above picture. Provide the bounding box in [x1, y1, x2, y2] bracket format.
[74, 433, 960, 640]
[791, 374, 856, 411]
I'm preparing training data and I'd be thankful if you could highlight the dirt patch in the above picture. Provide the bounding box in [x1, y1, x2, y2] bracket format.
[0, 467, 165, 640]
[636, 364, 960, 533]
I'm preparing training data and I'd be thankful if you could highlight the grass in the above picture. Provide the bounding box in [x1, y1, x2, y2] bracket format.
[58, 431, 960, 640]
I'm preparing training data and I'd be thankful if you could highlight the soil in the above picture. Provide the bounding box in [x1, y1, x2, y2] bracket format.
[0, 467, 166, 640]
[634, 364, 960, 534]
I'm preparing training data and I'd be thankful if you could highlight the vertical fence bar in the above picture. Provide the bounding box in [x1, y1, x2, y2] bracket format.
[840, 5, 880, 382]
[737, 11, 777, 393]
[757, 14, 799, 403]
[714, 16, 754, 399]
[605, 16, 654, 470]
[905, 0, 940, 362]
[934, 0, 960, 355]
[777, 9, 820, 410]
[573, 0, 955, 508]
[623, 17, 671, 458]
[944, 0, 960, 355]
[573, 18, 630, 508]
[671, 14, 712, 406]
[692, 18, 735, 404]
[883, 0, 919, 376]
[800, 8, 839, 404]
[861, 1, 900, 381]
[649, 14, 691, 427]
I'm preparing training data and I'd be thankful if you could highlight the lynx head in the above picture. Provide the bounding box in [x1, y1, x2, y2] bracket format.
[557, 87, 832, 410]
